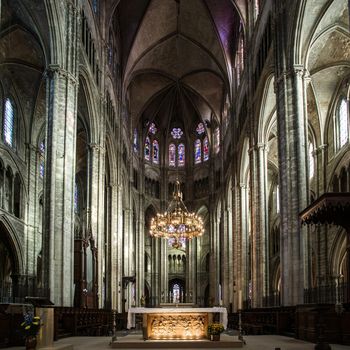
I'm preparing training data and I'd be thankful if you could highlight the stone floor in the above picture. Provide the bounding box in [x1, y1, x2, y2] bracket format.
[48, 334, 350, 350]
[5, 334, 350, 350]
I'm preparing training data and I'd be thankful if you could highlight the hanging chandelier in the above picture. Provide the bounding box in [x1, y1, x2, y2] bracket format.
[150, 181, 204, 246]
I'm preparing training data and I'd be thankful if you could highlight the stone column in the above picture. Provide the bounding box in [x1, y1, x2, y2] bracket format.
[135, 213, 145, 305]
[1, 166, 5, 208]
[43, 65, 79, 305]
[111, 183, 122, 311]
[239, 183, 249, 309]
[88, 141, 105, 307]
[209, 212, 220, 305]
[222, 201, 233, 308]
[249, 143, 268, 307]
[274, 4, 311, 302]
[42, 0, 80, 307]
[151, 238, 160, 306]
[25, 144, 40, 280]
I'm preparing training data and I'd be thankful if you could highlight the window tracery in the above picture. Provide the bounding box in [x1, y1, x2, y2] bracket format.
[171, 127, 183, 139]
[196, 123, 205, 135]
[148, 122, 157, 135]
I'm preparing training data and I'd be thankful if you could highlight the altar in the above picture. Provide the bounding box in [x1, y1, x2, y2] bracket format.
[127, 307, 228, 340]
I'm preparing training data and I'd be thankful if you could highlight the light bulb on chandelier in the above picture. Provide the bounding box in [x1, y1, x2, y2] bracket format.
[149, 181, 204, 247]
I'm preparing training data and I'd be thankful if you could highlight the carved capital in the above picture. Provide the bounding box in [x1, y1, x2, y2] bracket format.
[45, 64, 78, 86]
[315, 144, 328, 155]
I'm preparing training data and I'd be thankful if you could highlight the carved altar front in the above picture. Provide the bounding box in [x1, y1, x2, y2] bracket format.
[147, 313, 208, 340]
[128, 307, 228, 340]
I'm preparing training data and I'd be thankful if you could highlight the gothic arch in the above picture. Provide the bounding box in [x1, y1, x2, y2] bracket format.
[257, 74, 276, 144]
[329, 228, 347, 278]
[78, 72, 99, 143]
[0, 217, 23, 275]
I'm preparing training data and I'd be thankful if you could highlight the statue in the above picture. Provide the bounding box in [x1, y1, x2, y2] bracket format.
[140, 295, 145, 307]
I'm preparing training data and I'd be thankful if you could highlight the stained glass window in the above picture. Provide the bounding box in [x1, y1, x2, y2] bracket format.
[133, 128, 138, 153]
[203, 136, 209, 161]
[108, 32, 113, 66]
[194, 139, 201, 164]
[172, 283, 180, 303]
[169, 144, 176, 167]
[3, 98, 15, 147]
[178, 143, 185, 167]
[149, 122, 157, 135]
[39, 141, 45, 178]
[309, 142, 314, 179]
[92, 0, 98, 13]
[214, 128, 220, 154]
[254, 0, 260, 20]
[171, 127, 183, 139]
[74, 182, 79, 213]
[338, 98, 349, 149]
[168, 237, 186, 249]
[152, 140, 159, 164]
[196, 123, 205, 135]
[144, 136, 151, 161]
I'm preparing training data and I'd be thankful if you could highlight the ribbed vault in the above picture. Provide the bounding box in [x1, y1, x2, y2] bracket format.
[113, 0, 242, 136]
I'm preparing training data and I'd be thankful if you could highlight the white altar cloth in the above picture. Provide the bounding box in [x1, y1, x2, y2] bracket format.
[127, 307, 228, 330]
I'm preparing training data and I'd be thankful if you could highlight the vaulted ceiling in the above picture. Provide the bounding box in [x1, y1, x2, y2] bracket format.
[114, 0, 242, 138]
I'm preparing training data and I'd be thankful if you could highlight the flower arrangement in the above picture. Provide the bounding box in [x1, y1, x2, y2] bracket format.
[21, 313, 41, 337]
[207, 322, 224, 335]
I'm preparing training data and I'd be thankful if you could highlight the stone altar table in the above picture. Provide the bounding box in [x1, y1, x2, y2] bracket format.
[127, 307, 227, 340]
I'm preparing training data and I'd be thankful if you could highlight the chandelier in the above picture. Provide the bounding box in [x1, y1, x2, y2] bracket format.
[150, 181, 204, 247]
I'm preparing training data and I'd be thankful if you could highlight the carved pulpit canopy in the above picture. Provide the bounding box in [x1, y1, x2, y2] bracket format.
[300, 193, 350, 229]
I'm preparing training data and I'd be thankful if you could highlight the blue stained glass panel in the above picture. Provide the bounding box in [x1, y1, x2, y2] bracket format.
[4, 98, 14, 147]
[178, 143, 185, 167]
[92, 0, 98, 13]
[39, 141, 45, 178]
[194, 139, 201, 164]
